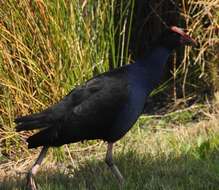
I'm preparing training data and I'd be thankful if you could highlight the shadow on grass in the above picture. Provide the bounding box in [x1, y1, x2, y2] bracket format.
[1, 149, 219, 190]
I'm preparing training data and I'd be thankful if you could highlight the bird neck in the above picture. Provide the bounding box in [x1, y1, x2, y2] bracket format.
[132, 46, 172, 90]
[140, 46, 172, 67]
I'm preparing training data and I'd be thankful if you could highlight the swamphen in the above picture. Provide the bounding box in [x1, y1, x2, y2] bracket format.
[15, 26, 196, 190]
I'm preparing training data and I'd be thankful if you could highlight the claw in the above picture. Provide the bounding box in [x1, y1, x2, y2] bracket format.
[105, 143, 125, 188]
[25, 147, 48, 190]
[26, 172, 37, 190]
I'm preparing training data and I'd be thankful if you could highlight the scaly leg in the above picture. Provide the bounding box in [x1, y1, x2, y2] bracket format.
[105, 143, 124, 187]
[26, 146, 48, 190]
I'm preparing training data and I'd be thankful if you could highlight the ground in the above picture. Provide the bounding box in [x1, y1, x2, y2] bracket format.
[1, 105, 219, 190]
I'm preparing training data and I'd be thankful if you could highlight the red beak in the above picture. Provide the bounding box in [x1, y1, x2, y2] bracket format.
[171, 26, 197, 46]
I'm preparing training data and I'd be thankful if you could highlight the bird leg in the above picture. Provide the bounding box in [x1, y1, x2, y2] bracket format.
[26, 146, 48, 190]
[105, 143, 124, 186]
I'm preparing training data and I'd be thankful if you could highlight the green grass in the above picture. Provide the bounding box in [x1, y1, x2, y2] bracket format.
[0, 1, 219, 189]
[1, 110, 219, 190]
[0, 0, 218, 157]
[2, 152, 219, 190]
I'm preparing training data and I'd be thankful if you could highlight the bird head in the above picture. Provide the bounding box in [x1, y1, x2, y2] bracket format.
[159, 26, 196, 50]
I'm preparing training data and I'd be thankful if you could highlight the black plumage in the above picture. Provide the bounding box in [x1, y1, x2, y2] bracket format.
[16, 68, 130, 147]
[15, 26, 196, 190]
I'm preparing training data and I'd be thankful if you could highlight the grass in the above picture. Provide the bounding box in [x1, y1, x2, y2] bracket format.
[0, 0, 219, 189]
[0, 0, 218, 156]
[0, 0, 115, 156]
[2, 153, 219, 190]
[1, 107, 219, 190]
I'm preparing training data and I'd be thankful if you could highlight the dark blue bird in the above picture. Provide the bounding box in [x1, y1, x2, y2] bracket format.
[15, 26, 196, 190]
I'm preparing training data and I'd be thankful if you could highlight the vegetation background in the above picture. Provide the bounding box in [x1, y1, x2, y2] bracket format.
[0, 0, 219, 189]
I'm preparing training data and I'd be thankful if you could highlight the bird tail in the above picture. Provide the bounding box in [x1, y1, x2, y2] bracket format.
[15, 112, 50, 132]
[15, 112, 58, 148]
[26, 128, 54, 148]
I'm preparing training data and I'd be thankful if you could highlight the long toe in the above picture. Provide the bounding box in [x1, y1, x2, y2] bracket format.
[119, 177, 125, 190]
[26, 173, 37, 190]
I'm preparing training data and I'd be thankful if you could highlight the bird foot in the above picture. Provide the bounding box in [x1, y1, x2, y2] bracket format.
[119, 176, 125, 185]
[108, 164, 125, 188]
[118, 177, 125, 190]
[26, 172, 37, 190]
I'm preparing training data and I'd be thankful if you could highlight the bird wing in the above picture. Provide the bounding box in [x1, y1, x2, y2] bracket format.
[68, 72, 129, 123]
[16, 68, 130, 148]
[15, 68, 129, 132]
